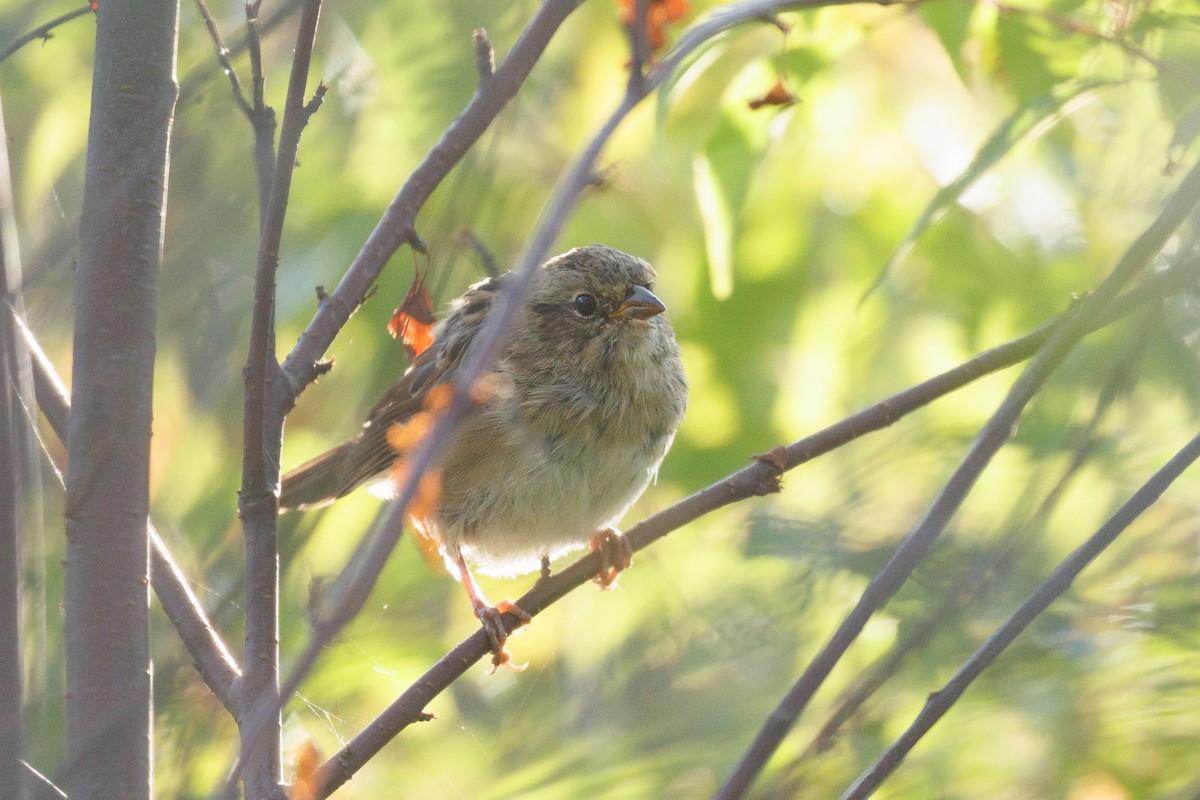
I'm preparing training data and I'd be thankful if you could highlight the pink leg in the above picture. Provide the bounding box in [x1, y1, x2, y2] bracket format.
[450, 548, 531, 671]
[590, 528, 633, 590]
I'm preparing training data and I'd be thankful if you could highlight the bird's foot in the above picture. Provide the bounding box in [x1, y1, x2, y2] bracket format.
[590, 528, 633, 590]
[475, 599, 532, 673]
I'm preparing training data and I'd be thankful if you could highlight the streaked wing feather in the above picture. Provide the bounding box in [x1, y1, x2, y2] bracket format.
[330, 273, 506, 498]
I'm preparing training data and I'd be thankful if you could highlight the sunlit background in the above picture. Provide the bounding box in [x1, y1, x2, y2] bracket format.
[3, 0, 1200, 796]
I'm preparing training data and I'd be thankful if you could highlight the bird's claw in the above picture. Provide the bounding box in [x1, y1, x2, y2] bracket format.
[476, 600, 531, 673]
[591, 528, 633, 590]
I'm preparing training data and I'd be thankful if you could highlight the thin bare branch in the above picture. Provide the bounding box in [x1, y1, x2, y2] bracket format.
[309, 258, 1198, 797]
[0, 88, 32, 800]
[192, 0, 254, 118]
[713, 155, 1200, 800]
[0, 4, 93, 65]
[244, 0, 277, 226]
[177, 0, 304, 104]
[782, 309, 1154, 788]
[841, 430, 1200, 799]
[472, 28, 494, 81]
[238, 0, 323, 791]
[279, 0, 586, 393]
[21, 761, 66, 799]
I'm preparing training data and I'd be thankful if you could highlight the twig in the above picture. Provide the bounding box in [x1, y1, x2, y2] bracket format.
[841, 429, 1200, 799]
[782, 306, 1155, 786]
[0, 4, 94, 65]
[244, 0, 277, 227]
[713, 155, 1200, 800]
[177, 0, 304, 103]
[237, 0, 324, 792]
[22, 760, 67, 799]
[279, 0, 586, 393]
[309, 259, 1199, 797]
[192, 0, 254, 118]
[473, 29, 494, 81]
[10, 304, 243, 714]
[0, 88, 32, 800]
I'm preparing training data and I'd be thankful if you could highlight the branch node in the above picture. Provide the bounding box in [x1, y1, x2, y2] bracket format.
[313, 358, 335, 378]
[473, 29, 495, 81]
[315, 285, 328, 302]
[759, 13, 791, 33]
[752, 445, 788, 474]
[749, 446, 788, 495]
[237, 490, 278, 521]
[305, 82, 328, 118]
[406, 229, 428, 255]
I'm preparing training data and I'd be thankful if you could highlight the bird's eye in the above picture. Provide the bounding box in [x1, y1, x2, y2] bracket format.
[573, 293, 598, 317]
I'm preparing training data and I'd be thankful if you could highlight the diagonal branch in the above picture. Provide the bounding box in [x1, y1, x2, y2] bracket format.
[10, 305, 243, 714]
[713, 155, 1200, 800]
[781, 307, 1155, 789]
[309, 257, 1199, 797]
[841, 429, 1200, 799]
[279, 0, 585, 393]
[0, 4, 94, 65]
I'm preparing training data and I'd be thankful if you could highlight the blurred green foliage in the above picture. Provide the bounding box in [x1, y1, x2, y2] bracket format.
[5, 0, 1200, 797]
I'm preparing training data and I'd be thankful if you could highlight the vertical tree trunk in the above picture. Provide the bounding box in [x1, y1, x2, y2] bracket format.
[0, 90, 34, 800]
[64, 1, 178, 797]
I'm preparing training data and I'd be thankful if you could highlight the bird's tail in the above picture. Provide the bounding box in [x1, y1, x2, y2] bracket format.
[279, 441, 356, 511]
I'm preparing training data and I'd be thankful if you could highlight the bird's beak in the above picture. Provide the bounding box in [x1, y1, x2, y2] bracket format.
[610, 285, 666, 321]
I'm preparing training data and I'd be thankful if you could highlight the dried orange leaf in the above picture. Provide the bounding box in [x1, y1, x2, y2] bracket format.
[424, 382, 454, 412]
[390, 459, 442, 522]
[618, 0, 690, 53]
[387, 411, 434, 455]
[286, 739, 321, 800]
[748, 78, 796, 110]
[389, 268, 437, 360]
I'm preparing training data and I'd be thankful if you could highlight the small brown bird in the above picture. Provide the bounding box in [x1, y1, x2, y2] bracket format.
[280, 245, 687, 665]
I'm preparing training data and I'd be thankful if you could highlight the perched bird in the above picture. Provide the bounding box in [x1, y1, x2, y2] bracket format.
[280, 245, 687, 665]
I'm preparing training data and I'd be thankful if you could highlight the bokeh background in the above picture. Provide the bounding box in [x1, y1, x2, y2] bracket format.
[3, 0, 1200, 797]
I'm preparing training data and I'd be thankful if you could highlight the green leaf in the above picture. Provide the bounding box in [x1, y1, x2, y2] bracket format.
[864, 79, 1118, 300]
[918, 0, 977, 85]
[693, 153, 734, 300]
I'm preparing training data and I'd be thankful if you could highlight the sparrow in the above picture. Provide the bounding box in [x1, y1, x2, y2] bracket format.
[280, 245, 688, 666]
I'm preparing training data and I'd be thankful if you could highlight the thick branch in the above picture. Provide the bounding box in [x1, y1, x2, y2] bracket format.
[64, 0, 178, 796]
[842, 430, 1200, 799]
[713, 155, 1200, 800]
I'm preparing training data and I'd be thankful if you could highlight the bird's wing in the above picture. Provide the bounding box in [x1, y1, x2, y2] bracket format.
[327, 272, 510, 498]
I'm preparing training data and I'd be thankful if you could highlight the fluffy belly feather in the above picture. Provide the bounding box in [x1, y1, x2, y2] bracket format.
[434, 430, 671, 577]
